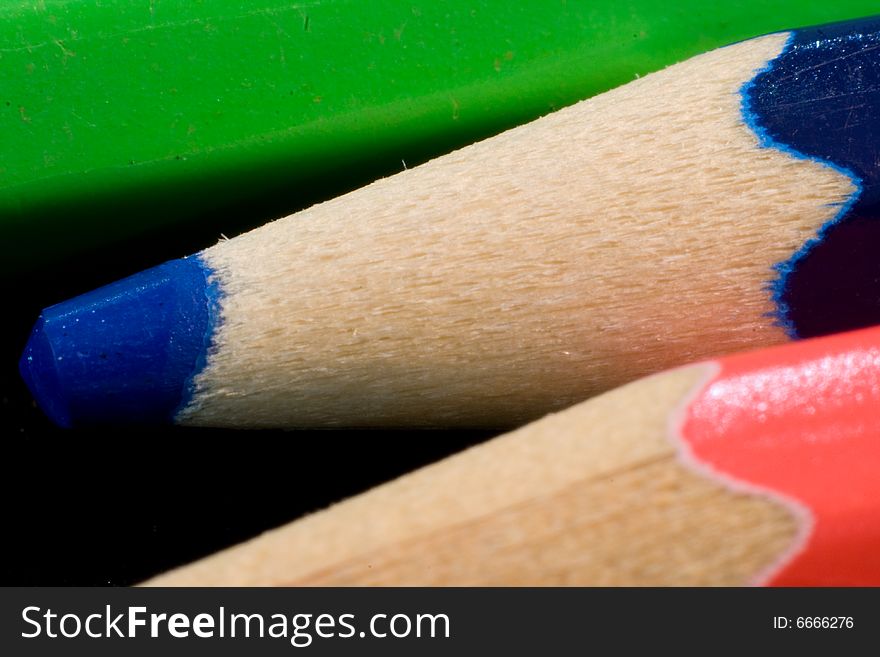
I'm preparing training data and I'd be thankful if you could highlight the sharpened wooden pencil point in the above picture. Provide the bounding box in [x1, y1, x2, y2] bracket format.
[21, 17, 880, 429]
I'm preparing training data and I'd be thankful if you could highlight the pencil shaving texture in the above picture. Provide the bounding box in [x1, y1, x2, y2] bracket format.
[180, 33, 851, 427]
[149, 365, 798, 585]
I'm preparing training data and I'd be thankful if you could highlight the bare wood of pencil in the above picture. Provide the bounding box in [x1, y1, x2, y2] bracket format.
[143, 365, 782, 586]
[185, 32, 834, 428]
[146, 324, 880, 587]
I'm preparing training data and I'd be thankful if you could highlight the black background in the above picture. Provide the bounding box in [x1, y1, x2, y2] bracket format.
[0, 148, 500, 586]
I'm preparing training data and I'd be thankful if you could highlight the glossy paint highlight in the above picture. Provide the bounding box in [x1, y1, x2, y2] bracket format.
[679, 325, 880, 585]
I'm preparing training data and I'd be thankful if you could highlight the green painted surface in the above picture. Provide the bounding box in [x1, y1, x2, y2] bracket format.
[1, 1, 877, 271]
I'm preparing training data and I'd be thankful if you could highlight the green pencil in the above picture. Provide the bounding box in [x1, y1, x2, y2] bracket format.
[2, 0, 876, 272]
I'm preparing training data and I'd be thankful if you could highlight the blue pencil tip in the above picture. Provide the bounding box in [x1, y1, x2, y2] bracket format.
[18, 257, 220, 427]
[20, 315, 74, 428]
